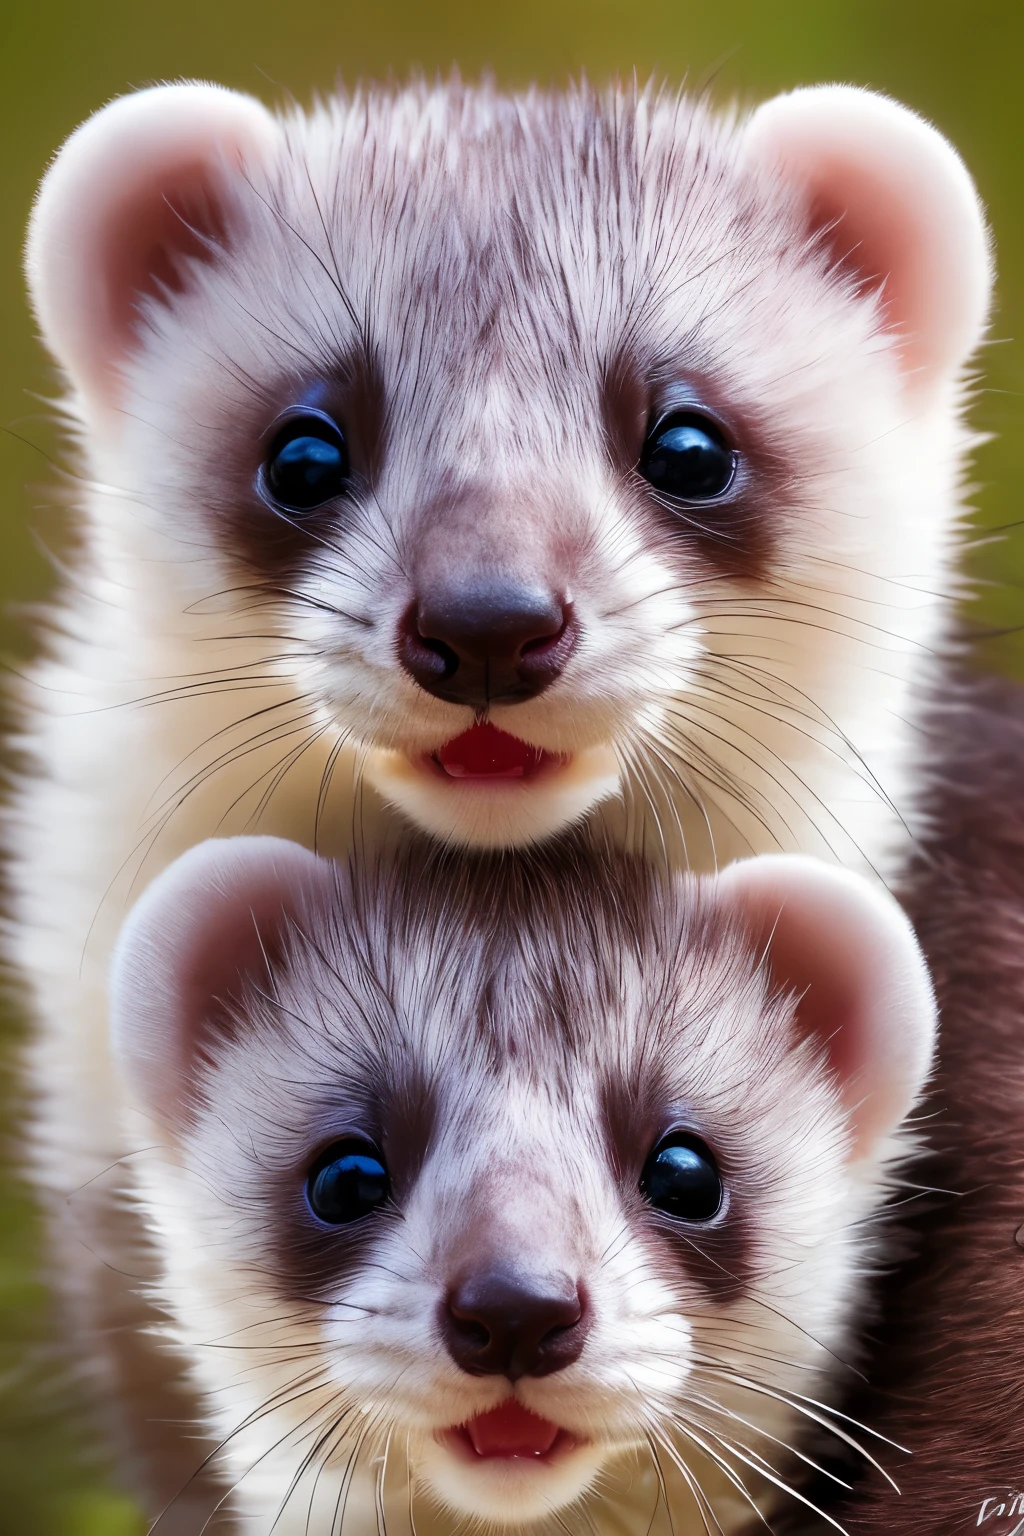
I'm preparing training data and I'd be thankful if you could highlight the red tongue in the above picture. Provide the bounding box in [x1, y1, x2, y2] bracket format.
[434, 723, 557, 780]
[463, 1402, 561, 1459]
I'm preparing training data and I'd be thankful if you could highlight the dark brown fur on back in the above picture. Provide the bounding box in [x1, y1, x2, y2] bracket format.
[793, 673, 1024, 1533]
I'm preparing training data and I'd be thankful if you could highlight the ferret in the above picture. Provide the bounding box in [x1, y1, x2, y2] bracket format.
[10, 75, 988, 1515]
[107, 834, 936, 1534]
[768, 673, 1024, 1535]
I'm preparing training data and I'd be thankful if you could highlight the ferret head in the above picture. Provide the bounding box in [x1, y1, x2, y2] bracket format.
[109, 836, 935, 1528]
[27, 79, 990, 858]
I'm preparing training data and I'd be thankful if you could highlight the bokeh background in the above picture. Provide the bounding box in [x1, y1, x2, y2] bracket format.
[2, 1, 1023, 1530]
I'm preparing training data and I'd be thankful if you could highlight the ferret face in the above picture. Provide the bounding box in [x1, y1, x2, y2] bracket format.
[175, 901, 835, 1525]
[29, 82, 990, 856]
[109, 839, 936, 1527]
[147, 90, 832, 854]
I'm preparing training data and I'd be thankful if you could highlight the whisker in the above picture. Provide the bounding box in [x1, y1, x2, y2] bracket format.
[684, 1417, 851, 1536]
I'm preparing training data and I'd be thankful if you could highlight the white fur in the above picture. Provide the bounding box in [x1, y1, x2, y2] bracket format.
[107, 838, 936, 1532]
[9, 76, 985, 1518]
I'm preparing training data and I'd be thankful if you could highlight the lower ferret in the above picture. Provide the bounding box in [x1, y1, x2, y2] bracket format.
[108, 836, 935, 1534]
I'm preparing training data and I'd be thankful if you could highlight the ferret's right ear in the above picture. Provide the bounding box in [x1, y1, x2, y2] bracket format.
[109, 837, 334, 1134]
[717, 855, 937, 1160]
[743, 86, 991, 405]
[26, 82, 278, 416]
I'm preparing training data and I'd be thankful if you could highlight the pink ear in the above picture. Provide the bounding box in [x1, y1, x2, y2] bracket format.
[109, 837, 335, 1132]
[717, 855, 936, 1158]
[744, 86, 991, 403]
[26, 82, 278, 412]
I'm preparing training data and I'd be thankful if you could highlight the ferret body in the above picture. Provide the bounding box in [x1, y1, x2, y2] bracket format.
[10, 76, 989, 1516]
[776, 674, 1024, 1534]
[107, 835, 936, 1534]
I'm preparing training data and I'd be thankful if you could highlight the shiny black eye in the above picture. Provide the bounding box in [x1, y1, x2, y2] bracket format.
[306, 1140, 389, 1226]
[265, 415, 349, 512]
[640, 413, 736, 501]
[640, 1133, 723, 1222]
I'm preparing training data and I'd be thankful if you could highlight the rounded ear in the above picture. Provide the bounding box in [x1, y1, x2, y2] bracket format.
[717, 855, 936, 1159]
[26, 82, 279, 413]
[743, 86, 992, 405]
[109, 837, 335, 1133]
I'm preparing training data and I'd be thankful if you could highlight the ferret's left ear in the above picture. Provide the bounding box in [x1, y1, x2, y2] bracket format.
[743, 86, 992, 405]
[717, 855, 936, 1159]
[25, 82, 279, 416]
[109, 837, 336, 1134]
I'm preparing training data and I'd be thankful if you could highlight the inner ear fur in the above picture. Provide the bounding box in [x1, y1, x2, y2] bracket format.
[109, 837, 336, 1134]
[717, 854, 937, 1158]
[744, 85, 991, 403]
[26, 81, 279, 413]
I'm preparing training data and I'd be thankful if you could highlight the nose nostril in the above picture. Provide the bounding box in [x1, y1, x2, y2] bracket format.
[541, 1312, 581, 1347]
[417, 633, 459, 675]
[518, 609, 572, 661]
[448, 1306, 491, 1348]
[398, 605, 461, 689]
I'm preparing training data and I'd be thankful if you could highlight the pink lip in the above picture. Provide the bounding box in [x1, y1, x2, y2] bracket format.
[441, 1401, 580, 1463]
[426, 722, 568, 783]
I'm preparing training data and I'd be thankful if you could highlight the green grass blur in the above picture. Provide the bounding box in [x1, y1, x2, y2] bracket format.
[1, 1, 1022, 1529]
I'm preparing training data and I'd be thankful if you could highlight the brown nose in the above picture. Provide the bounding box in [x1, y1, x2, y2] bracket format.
[399, 581, 577, 707]
[441, 1267, 588, 1380]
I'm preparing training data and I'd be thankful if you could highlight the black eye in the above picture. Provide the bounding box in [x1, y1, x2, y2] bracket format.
[639, 412, 736, 501]
[640, 1133, 723, 1222]
[306, 1140, 389, 1226]
[265, 414, 349, 512]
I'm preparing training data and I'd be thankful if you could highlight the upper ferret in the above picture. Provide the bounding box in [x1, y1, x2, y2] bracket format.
[108, 835, 936, 1534]
[23, 77, 990, 867]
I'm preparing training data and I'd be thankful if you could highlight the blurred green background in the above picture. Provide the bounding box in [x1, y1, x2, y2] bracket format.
[2, 1, 1023, 1530]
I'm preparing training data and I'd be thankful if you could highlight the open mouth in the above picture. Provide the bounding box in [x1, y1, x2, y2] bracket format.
[442, 1401, 580, 1463]
[428, 723, 569, 783]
